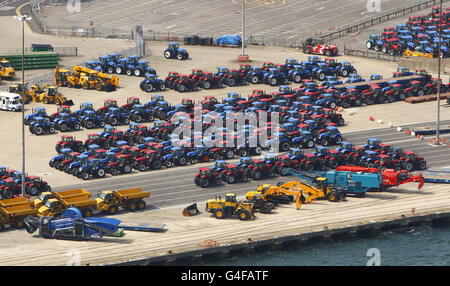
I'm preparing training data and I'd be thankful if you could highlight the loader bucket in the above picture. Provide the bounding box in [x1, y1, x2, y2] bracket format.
[182, 203, 200, 216]
[61, 100, 74, 106]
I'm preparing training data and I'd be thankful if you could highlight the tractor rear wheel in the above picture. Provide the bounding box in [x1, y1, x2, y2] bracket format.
[35, 126, 43, 135]
[164, 49, 172, 59]
[152, 160, 162, 170]
[123, 164, 132, 174]
[226, 175, 236, 184]
[165, 160, 174, 168]
[145, 83, 153, 92]
[215, 178, 223, 186]
[270, 78, 277, 86]
[203, 80, 211, 89]
[405, 162, 414, 172]
[294, 74, 302, 83]
[178, 83, 186, 92]
[241, 175, 249, 182]
[321, 138, 329, 146]
[338, 118, 345, 126]
[251, 75, 259, 84]
[201, 178, 209, 188]
[252, 170, 262, 180]
[228, 78, 236, 86]
[134, 69, 141, 77]
[82, 172, 90, 180]
[214, 208, 225, 219]
[138, 163, 147, 172]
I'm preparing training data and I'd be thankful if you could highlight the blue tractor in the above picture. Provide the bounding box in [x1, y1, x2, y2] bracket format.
[80, 110, 106, 129]
[78, 158, 107, 180]
[132, 60, 156, 77]
[140, 74, 166, 93]
[336, 61, 357, 77]
[288, 64, 312, 83]
[345, 74, 365, 84]
[98, 54, 121, 74]
[129, 104, 155, 123]
[316, 126, 343, 146]
[246, 66, 266, 84]
[104, 107, 130, 126]
[74, 102, 94, 120]
[25, 107, 48, 125]
[164, 42, 189, 60]
[264, 68, 289, 86]
[292, 130, 315, 149]
[313, 62, 337, 81]
[366, 34, 383, 51]
[54, 113, 81, 132]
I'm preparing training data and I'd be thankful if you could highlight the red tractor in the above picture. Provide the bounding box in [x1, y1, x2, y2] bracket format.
[134, 149, 163, 171]
[106, 154, 133, 176]
[24, 176, 51, 196]
[194, 168, 223, 188]
[174, 74, 199, 92]
[302, 38, 339, 57]
[250, 159, 276, 180]
[399, 151, 427, 172]
[96, 99, 119, 116]
[164, 71, 180, 89]
[55, 135, 85, 153]
[222, 164, 249, 184]
[198, 72, 223, 89]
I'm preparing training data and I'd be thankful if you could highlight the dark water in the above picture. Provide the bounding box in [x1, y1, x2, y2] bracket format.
[190, 225, 450, 266]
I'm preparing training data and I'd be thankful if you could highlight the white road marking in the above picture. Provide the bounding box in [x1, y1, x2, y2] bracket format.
[165, 24, 176, 29]
[316, 7, 324, 10]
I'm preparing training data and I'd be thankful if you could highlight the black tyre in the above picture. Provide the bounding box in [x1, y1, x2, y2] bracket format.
[237, 209, 251, 221]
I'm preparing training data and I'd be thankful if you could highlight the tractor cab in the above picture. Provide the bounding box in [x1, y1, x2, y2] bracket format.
[365, 138, 381, 150]
[289, 148, 305, 159]
[314, 146, 329, 157]
[104, 99, 118, 109]
[168, 42, 180, 49]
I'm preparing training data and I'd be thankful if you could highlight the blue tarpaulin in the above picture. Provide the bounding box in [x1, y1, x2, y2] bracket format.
[216, 35, 241, 46]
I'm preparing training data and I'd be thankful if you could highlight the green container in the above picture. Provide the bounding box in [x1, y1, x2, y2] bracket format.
[0, 52, 59, 70]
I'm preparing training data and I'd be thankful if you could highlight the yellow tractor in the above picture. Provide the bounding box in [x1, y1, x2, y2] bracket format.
[0, 57, 15, 78]
[39, 86, 73, 106]
[55, 66, 81, 88]
[205, 193, 255, 220]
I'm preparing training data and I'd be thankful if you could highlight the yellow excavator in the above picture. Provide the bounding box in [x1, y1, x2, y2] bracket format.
[404, 49, 433, 58]
[246, 182, 305, 211]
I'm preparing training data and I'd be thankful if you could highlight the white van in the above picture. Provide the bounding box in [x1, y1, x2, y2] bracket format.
[0, 91, 22, 112]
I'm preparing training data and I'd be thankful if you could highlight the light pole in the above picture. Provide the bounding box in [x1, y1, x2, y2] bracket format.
[242, 0, 246, 56]
[436, 0, 443, 145]
[14, 14, 32, 197]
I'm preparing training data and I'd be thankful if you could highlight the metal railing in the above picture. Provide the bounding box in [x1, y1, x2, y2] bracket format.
[344, 46, 400, 62]
[320, 0, 447, 41]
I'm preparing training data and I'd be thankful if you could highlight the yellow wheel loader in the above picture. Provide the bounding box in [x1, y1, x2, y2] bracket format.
[205, 193, 254, 220]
